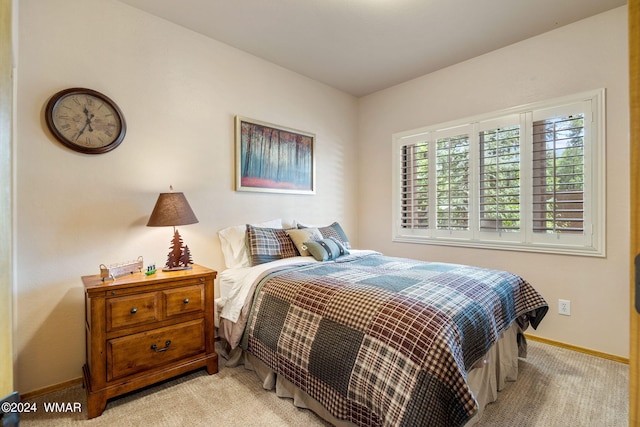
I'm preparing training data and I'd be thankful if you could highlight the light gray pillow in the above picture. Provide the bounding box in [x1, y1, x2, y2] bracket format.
[286, 228, 322, 256]
[298, 221, 351, 250]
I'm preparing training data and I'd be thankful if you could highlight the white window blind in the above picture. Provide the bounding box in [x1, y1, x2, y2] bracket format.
[392, 89, 605, 256]
[436, 134, 470, 231]
[400, 141, 429, 229]
[532, 114, 585, 234]
[479, 125, 521, 232]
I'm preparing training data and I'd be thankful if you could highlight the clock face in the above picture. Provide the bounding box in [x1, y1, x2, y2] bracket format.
[46, 88, 126, 154]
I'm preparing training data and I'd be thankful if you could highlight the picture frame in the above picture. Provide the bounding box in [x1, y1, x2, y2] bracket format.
[235, 116, 316, 194]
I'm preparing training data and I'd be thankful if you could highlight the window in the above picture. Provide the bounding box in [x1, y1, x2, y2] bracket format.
[392, 90, 605, 256]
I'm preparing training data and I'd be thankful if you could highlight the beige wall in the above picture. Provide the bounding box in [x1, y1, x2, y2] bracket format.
[15, 0, 358, 393]
[357, 7, 630, 358]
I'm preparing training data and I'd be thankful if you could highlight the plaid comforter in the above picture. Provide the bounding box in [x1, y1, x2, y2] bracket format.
[242, 253, 548, 427]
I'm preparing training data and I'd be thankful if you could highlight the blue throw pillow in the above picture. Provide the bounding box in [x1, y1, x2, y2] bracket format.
[304, 238, 349, 261]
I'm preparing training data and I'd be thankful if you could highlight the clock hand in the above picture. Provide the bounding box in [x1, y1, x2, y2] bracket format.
[76, 122, 88, 140]
[82, 107, 96, 132]
[75, 124, 87, 140]
[75, 110, 94, 140]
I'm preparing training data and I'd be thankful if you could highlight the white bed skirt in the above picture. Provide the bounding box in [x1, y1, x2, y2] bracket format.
[224, 324, 521, 426]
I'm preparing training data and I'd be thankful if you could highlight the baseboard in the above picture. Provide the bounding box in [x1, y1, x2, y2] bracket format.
[525, 334, 629, 364]
[20, 377, 83, 401]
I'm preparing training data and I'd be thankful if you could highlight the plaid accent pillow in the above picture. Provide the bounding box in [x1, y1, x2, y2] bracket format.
[246, 225, 299, 266]
[299, 222, 351, 250]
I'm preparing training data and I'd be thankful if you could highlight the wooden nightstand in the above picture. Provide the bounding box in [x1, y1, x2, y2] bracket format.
[82, 264, 217, 418]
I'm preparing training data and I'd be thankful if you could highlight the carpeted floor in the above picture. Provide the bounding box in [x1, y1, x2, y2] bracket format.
[19, 340, 628, 426]
[476, 342, 628, 426]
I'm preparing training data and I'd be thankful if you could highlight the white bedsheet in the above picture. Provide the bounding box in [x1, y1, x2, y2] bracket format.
[216, 256, 316, 323]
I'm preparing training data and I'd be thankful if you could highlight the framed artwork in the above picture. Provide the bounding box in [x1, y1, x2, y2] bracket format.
[235, 116, 316, 194]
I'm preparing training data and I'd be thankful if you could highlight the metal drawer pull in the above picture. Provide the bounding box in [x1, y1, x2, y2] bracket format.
[183, 298, 189, 304]
[130, 307, 137, 314]
[150, 340, 172, 352]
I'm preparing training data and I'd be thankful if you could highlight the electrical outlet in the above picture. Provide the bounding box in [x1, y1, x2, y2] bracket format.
[558, 299, 571, 316]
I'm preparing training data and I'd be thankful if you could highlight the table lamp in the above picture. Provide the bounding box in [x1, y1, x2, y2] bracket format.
[147, 186, 198, 271]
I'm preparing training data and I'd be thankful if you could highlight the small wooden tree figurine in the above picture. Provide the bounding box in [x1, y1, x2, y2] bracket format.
[180, 245, 194, 267]
[164, 229, 193, 270]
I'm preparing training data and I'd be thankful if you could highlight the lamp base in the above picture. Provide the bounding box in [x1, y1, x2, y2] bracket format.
[162, 265, 193, 272]
[162, 228, 194, 271]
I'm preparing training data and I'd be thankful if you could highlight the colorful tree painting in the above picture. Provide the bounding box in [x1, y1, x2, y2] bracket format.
[236, 117, 315, 194]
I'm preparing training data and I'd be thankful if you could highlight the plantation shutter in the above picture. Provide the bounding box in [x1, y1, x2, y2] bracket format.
[532, 113, 585, 235]
[479, 124, 521, 232]
[400, 141, 429, 229]
[436, 133, 470, 230]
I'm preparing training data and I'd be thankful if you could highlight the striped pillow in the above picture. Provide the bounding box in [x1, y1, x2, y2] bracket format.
[246, 224, 299, 266]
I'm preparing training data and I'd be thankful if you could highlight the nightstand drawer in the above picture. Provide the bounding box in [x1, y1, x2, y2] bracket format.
[107, 319, 205, 381]
[107, 292, 158, 331]
[164, 284, 204, 317]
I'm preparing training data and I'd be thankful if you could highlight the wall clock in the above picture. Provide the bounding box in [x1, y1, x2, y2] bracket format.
[45, 88, 126, 154]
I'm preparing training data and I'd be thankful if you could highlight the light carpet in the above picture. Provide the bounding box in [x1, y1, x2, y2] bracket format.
[20, 340, 628, 426]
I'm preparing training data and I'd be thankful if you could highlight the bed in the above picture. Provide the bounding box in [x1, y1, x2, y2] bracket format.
[215, 220, 548, 427]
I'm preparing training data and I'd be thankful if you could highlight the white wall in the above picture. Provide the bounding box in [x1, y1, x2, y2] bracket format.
[357, 7, 629, 358]
[15, 0, 358, 393]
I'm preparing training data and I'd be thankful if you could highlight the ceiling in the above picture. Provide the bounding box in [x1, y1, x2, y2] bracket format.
[116, 0, 626, 97]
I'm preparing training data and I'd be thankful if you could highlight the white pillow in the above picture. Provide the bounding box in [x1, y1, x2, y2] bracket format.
[218, 219, 282, 269]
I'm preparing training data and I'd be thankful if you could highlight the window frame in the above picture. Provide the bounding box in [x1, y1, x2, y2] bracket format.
[392, 89, 605, 257]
